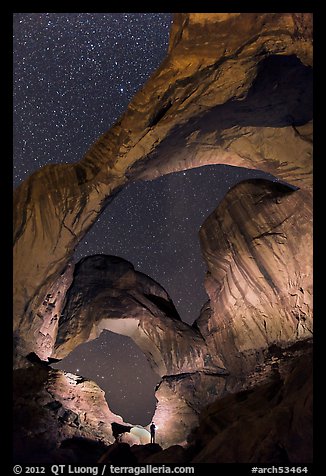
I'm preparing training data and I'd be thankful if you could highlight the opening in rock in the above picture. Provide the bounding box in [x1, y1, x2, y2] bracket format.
[75, 164, 282, 325]
[13, 13, 313, 463]
[53, 330, 161, 426]
[65, 165, 288, 425]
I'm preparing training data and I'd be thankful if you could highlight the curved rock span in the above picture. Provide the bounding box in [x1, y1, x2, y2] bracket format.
[13, 13, 312, 359]
[13, 13, 313, 463]
[52, 254, 226, 377]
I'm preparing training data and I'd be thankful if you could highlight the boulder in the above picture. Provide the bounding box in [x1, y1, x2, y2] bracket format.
[13, 363, 122, 463]
[190, 344, 313, 463]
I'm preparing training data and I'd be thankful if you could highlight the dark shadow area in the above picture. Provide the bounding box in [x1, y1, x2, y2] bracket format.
[172, 55, 313, 141]
[98, 442, 163, 464]
[186, 344, 312, 463]
[144, 293, 181, 321]
[246, 54, 312, 126]
[223, 54, 313, 128]
[111, 422, 132, 439]
[98, 442, 138, 464]
[148, 100, 173, 127]
[60, 437, 109, 464]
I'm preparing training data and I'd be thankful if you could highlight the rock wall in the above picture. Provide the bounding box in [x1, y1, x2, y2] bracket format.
[152, 372, 227, 448]
[132, 55, 312, 188]
[189, 343, 313, 463]
[150, 179, 313, 447]
[14, 263, 75, 366]
[13, 363, 122, 464]
[198, 179, 313, 375]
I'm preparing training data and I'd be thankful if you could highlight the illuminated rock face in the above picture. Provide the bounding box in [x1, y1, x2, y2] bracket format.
[13, 13, 313, 462]
[52, 255, 225, 377]
[13, 263, 75, 367]
[13, 364, 123, 463]
[152, 372, 228, 449]
[198, 179, 313, 376]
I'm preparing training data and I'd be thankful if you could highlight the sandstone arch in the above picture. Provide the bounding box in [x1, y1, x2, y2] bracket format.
[13, 14, 312, 365]
[13, 13, 313, 462]
[52, 254, 226, 377]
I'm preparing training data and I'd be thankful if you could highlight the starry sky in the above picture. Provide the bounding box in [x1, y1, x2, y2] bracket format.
[13, 13, 172, 187]
[13, 13, 272, 425]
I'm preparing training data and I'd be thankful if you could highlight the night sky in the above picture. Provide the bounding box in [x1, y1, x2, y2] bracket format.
[13, 13, 272, 425]
[13, 13, 172, 187]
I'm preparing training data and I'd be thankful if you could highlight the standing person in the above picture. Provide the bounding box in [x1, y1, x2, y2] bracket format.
[150, 422, 156, 444]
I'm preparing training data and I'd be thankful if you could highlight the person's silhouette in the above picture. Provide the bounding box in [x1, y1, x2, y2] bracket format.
[150, 422, 156, 444]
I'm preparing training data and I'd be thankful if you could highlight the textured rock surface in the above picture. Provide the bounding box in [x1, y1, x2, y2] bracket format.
[13, 363, 123, 463]
[132, 56, 312, 188]
[198, 179, 313, 375]
[189, 343, 313, 463]
[14, 263, 75, 366]
[152, 372, 227, 448]
[52, 255, 225, 376]
[13, 13, 312, 363]
[150, 178, 312, 447]
[96, 342, 313, 463]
